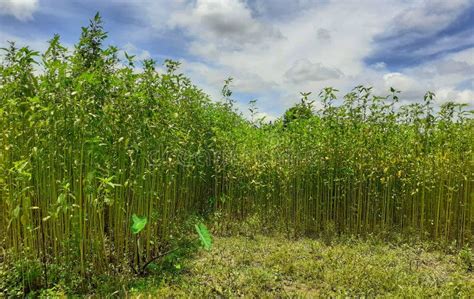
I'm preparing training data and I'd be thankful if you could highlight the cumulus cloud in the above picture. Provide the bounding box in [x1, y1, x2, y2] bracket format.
[164, 0, 405, 113]
[381, 72, 431, 100]
[285, 59, 343, 83]
[170, 0, 282, 47]
[0, 0, 38, 21]
[160, 0, 472, 116]
[383, 72, 419, 91]
[379, 48, 474, 105]
[435, 88, 474, 105]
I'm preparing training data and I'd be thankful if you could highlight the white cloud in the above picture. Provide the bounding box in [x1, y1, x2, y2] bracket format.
[164, 0, 407, 114]
[378, 48, 474, 105]
[381, 72, 432, 101]
[167, 0, 471, 115]
[435, 88, 474, 105]
[393, 47, 474, 102]
[0, 0, 38, 21]
[170, 0, 282, 48]
[383, 72, 419, 92]
[133, 1, 404, 111]
[285, 59, 343, 83]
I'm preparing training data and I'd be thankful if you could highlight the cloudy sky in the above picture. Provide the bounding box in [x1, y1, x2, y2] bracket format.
[1, 0, 473, 119]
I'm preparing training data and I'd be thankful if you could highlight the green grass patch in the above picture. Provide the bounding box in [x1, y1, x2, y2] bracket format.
[128, 235, 473, 297]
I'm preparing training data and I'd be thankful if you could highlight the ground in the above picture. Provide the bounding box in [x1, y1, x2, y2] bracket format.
[2, 234, 472, 297]
[125, 235, 473, 298]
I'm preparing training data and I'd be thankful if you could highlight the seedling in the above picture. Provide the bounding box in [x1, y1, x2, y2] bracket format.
[131, 214, 212, 275]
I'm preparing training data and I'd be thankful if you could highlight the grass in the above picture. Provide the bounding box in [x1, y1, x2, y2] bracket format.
[122, 235, 473, 298]
[4, 232, 472, 297]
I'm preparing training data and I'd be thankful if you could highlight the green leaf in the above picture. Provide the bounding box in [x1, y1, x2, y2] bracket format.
[195, 223, 212, 251]
[131, 214, 147, 234]
[12, 205, 20, 218]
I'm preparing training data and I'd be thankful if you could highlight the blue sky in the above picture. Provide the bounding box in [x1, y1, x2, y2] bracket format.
[1, 0, 473, 119]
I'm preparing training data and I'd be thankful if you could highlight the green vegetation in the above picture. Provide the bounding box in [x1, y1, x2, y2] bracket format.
[0, 14, 473, 296]
[3, 235, 470, 297]
[132, 235, 474, 298]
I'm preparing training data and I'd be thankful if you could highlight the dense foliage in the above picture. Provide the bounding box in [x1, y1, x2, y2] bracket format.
[1, 14, 473, 294]
[216, 86, 473, 244]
